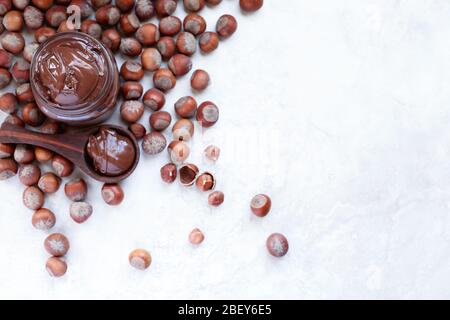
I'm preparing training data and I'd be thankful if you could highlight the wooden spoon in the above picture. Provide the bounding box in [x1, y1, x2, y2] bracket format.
[0, 123, 140, 183]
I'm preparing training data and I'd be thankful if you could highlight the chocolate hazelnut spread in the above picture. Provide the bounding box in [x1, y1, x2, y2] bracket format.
[86, 128, 136, 177]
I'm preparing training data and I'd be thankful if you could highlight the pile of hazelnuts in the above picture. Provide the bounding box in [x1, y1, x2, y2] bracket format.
[1, 0, 287, 277]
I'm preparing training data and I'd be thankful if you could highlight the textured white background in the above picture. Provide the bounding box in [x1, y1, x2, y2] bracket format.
[1, 0, 450, 299]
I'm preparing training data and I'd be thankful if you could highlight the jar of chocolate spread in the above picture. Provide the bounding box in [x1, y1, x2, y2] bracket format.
[30, 32, 120, 126]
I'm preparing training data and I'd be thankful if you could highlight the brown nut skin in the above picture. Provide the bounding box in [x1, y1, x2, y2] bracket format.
[142, 88, 165, 111]
[70, 0, 94, 19]
[34, 26, 56, 43]
[0, 0, 12, 15]
[0, 49, 13, 68]
[23, 186, 45, 210]
[129, 123, 146, 139]
[14, 144, 34, 164]
[64, 178, 87, 201]
[153, 68, 176, 92]
[39, 121, 60, 134]
[149, 111, 171, 131]
[45, 5, 67, 28]
[154, 0, 176, 17]
[174, 96, 197, 118]
[204, 145, 220, 162]
[3, 10, 23, 32]
[0, 143, 14, 159]
[120, 100, 144, 123]
[0, 92, 17, 114]
[23, 6, 44, 29]
[189, 228, 204, 244]
[32, 208, 56, 230]
[129, 248, 151, 270]
[172, 118, 194, 141]
[120, 60, 144, 81]
[22, 102, 45, 127]
[34, 147, 53, 163]
[18, 163, 41, 186]
[46, 257, 67, 277]
[168, 54, 192, 77]
[121, 81, 143, 100]
[216, 14, 237, 39]
[208, 190, 224, 206]
[168, 140, 190, 165]
[160, 163, 177, 183]
[120, 37, 142, 57]
[116, 0, 134, 12]
[120, 13, 140, 35]
[10, 59, 30, 84]
[80, 19, 102, 39]
[159, 15, 181, 36]
[178, 163, 198, 186]
[91, 0, 110, 9]
[101, 183, 124, 205]
[183, 13, 206, 36]
[266, 233, 289, 257]
[70, 201, 93, 223]
[101, 28, 121, 52]
[0, 68, 11, 89]
[190, 69, 210, 91]
[250, 194, 271, 217]
[16, 83, 34, 103]
[141, 48, 162, 72]
[136, 23, 159, 46]
[51, 154, 74, 177]
[240, 0, 263, 12]
[195, 172, 215, 192]
[183, 0, 205, 12]
[38, 172, 61, 193]
[31, 0, 53, 10]
[23, 43, 39, 63]
[176, 31, 196, 56]
[199, 32, 219, 53]
[95, 5, 120, 26]
[44, 233, 70, 257]
[206, 0, 221, 4]
[157, 36, 176, 60]
[0, 158, 18, 180]
[4, 114, 25, 127]
[135, 0, 154, 21]
[196, 101, 219, 127]
[142, 131, 167, 155]
[1, 32, 25, 54]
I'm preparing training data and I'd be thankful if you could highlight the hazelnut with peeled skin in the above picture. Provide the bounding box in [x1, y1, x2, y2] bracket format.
[195, 172, 215, 192]
[172, 119, 194, 141]
[168, 140, 190, 164]
[204, 145, 220, 162]
[160, 163, 177, 183]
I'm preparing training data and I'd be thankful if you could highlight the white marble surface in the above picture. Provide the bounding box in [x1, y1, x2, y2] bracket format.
[1, 0, 450, 299]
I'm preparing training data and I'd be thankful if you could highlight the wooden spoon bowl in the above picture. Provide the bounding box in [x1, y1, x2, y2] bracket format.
[0, 123, 140, 183]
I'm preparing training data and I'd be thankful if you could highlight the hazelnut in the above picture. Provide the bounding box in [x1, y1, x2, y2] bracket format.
[206, 0, 221, 4]
[208, 190, 224, 206]
[0, 68, 11, 89]
[0, 0, 12, 15]
[141, 48, 162, 72]
[1, 32, 25, 54]
[250, 194, 271, 217]
[120, 100, 144, 123]
[0, 158, 17, 180]
[39, 121, 60, 134]
[129, 123, 146, 139]
[120, 37, 142, 57]
[120, 13, 140, 35]
[34, 26, 56, 43]
[239, 0, 263, 12]
[23, 186, 44, 210]
[172, 118, 194, 141]
[3, 10, 23, 32]
[204, 145, 220, 162]
[183, 0, 205, 12]
[190, 69, 210, 91]
[4, 114, 24, 127]
[14, 144, 34, 164]
[22, 102, 45, 127]
[142, 88, 165, 111]
[176, 31, 197, 56]
[51, 154, 73, 177]
[159, 15, 181, 36]
[80, 19, 102, 39]
[15, 83, 34, 103]
[44, 233, 70, 257]
[70, 202, 93, 224]
[0, 49, 13, 68]
[45, 5, 66, 28]
[168, 54, 192, 77]
[70, 0, 93, 19]
[121, 81, 143, 100]
[46, 257, 67, 277]
[38, 172, 61, 193]
[153, 68, 176, 91]
[95, 4, 120, 26]
[135, 0, 154, 21]
[136, 23, 159, 46]
[120, 60, 144, 81]
[18, 163, 41, 186]
[24, 5, 44, 29]
[154, 0, 176, 17]
[0, 143, 14, 159]
[189, 228, 204, 245]
[31, 0, 53, 10]
[10, 58, 30, 83]
[168, 140, 190, 164]
[32, 208, 56, 230]
[91, 0, 110, 8]
[101, 28, 121, 52]
[216, 14, 237, 39]
[174, 96, 197, 118]
[196, 101, 219, 127]
[160, 163, 177, 183]
[116, 0, 134, 12]
[199, 31, 219, 53]
[195, 172, 215, 192]
[142, 131, 166, 155]
[64, 178, 87, 201]
[266, 233, 289, 257]
[129, 248, 151, 270]
[183, 13, 206, 36]
[178, 163, 198, 186]
[0, 92, 17, 114]
[101, 183, 124, 205]
[34, 147, 53, 163]
[156, 36, 176, 60]
[149, 111, 171, 131]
